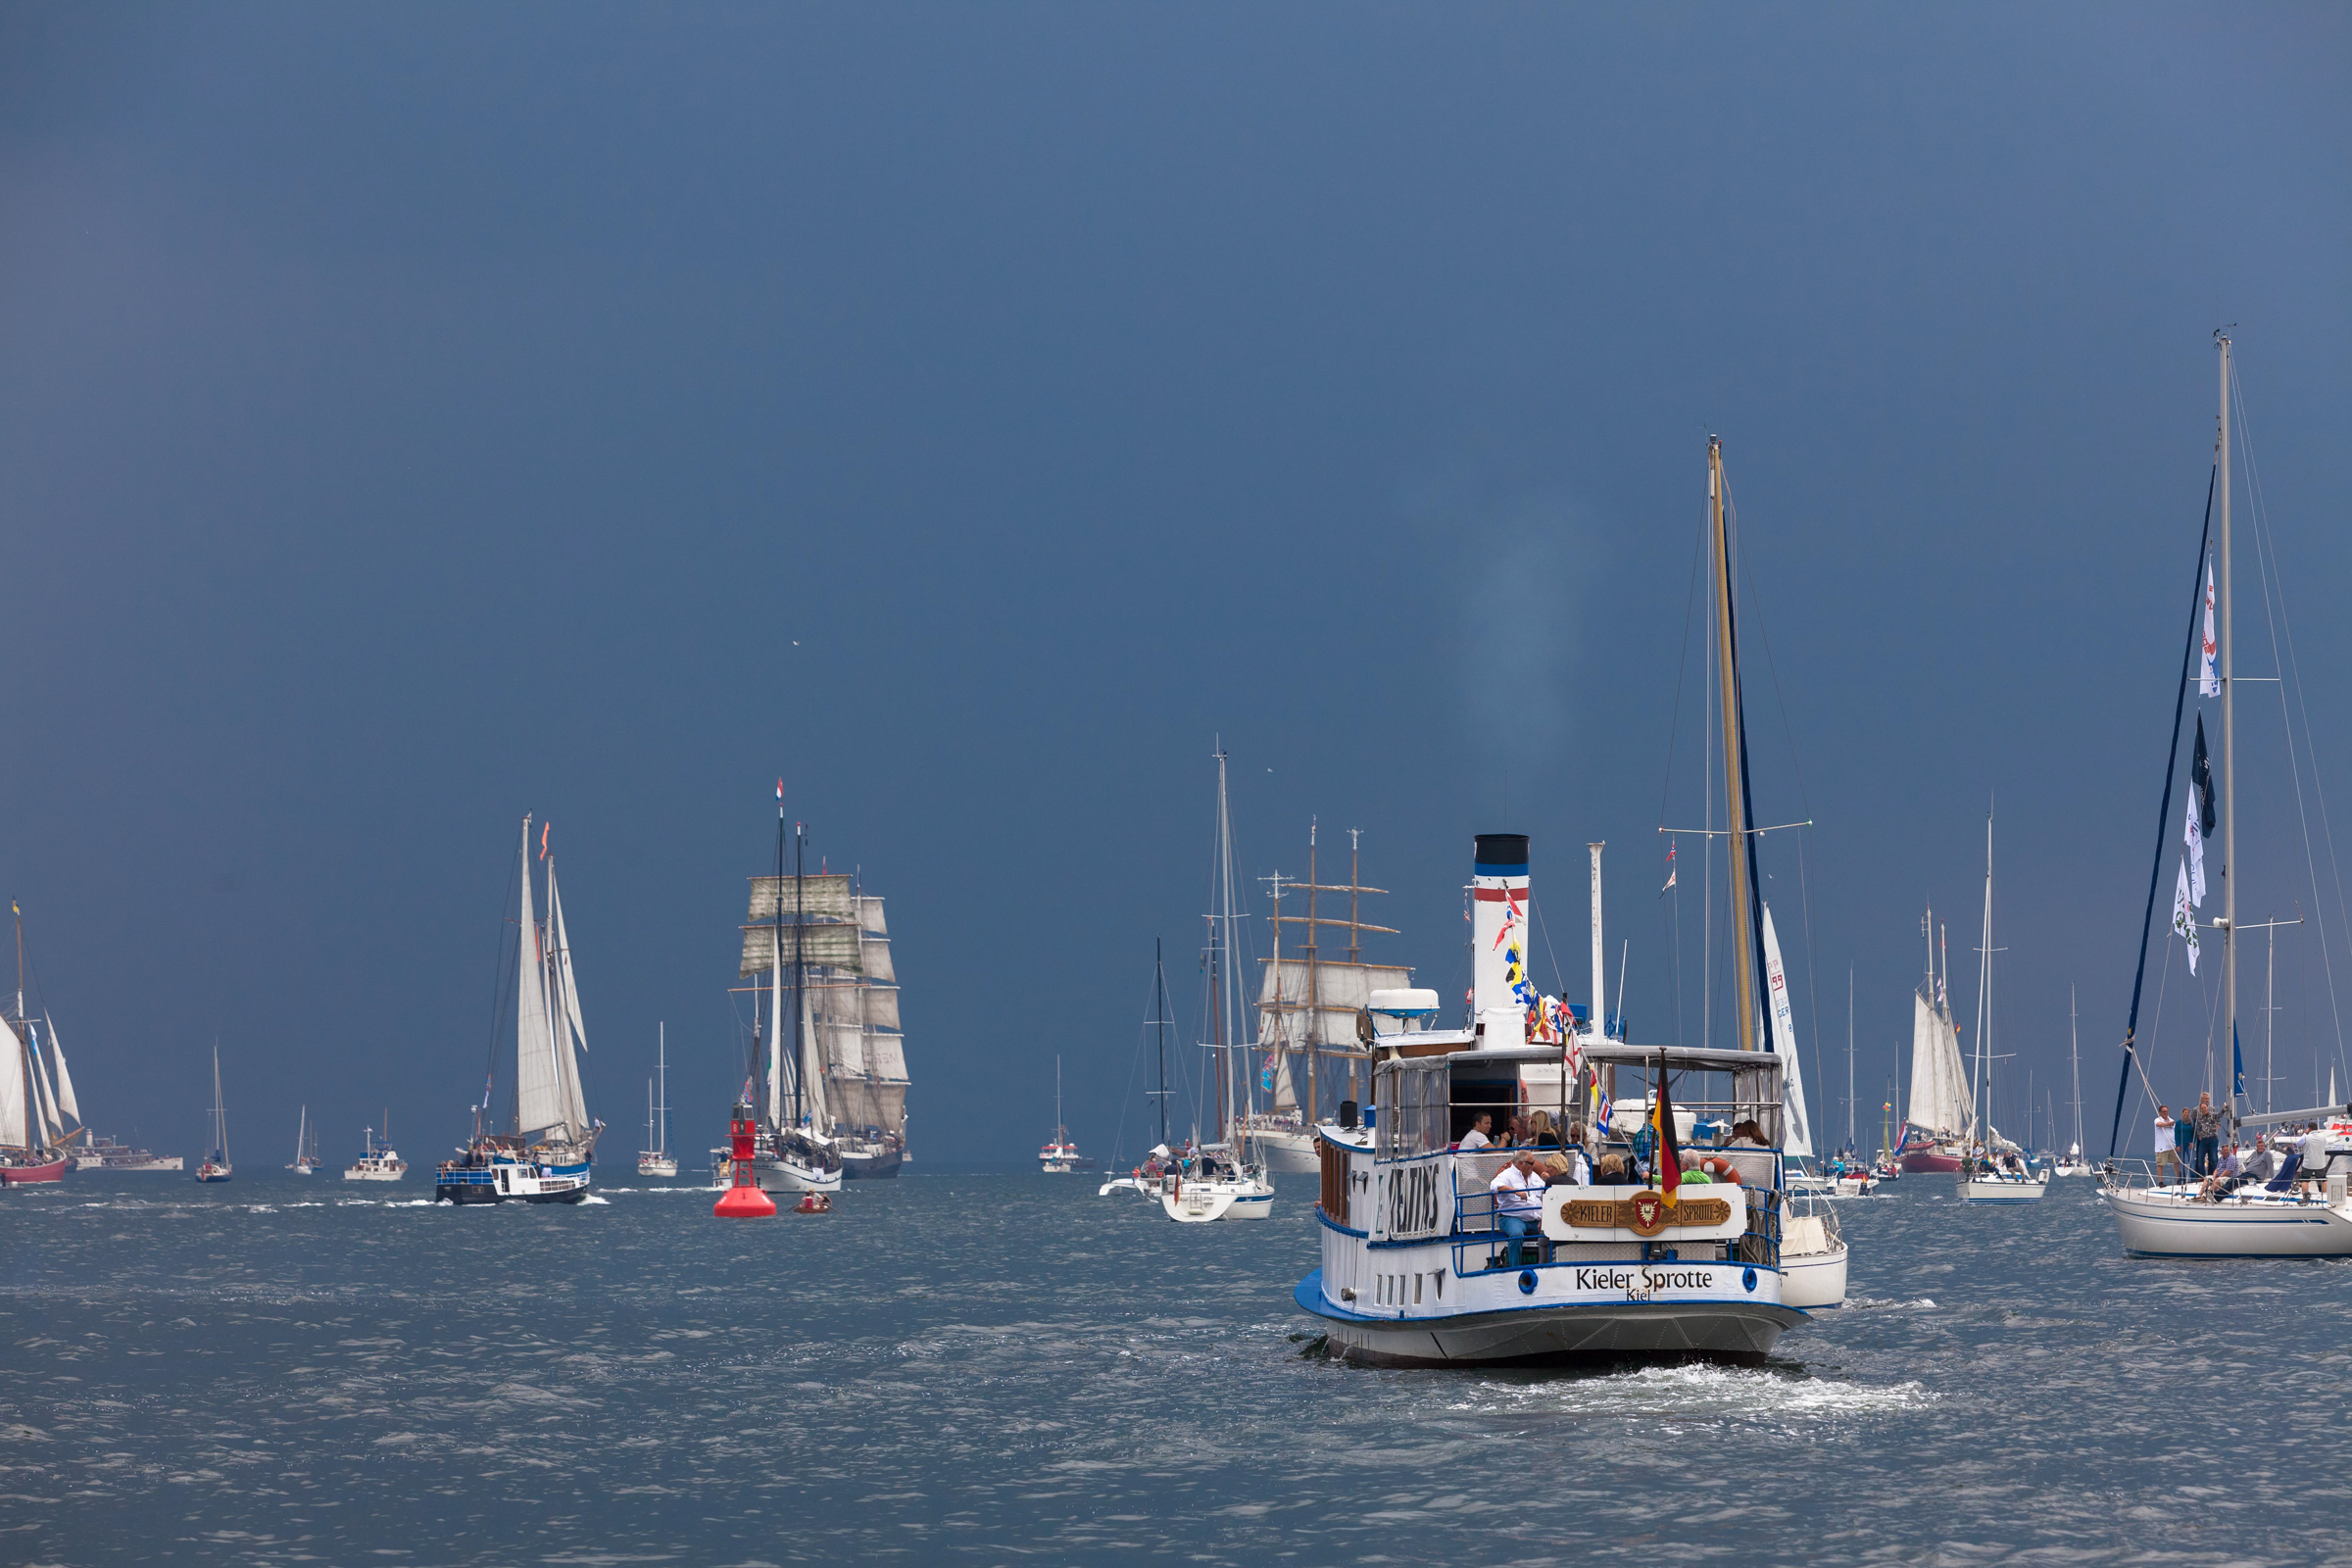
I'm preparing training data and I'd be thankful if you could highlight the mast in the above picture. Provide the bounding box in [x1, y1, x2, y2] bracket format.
[1589, 842, 1605, 1040]
[2069, 988, 2083, 1154]
[794, 822, 808, 1132]
[1971, 813, 1993, 1152]
[1153, 941, 1169, 1149]
[2218, 331, 2236, 1107]
[1708, 437, 1765, 1053]
[1847, 966, 1856, 1149]
[1214, 747, 1240, 1144]
[659, 1022, 669, 1157]
[1304, 821, 1318, 1124]
[767, 784, 787, 1133]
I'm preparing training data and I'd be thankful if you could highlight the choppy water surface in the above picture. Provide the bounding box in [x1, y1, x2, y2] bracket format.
[3, 1169, 2348, 1565]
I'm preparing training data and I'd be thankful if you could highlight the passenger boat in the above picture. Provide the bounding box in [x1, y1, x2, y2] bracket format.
[2098, 335, 2352, 1254]
[344, 1121, 407, 1181]
[434, 815, 602, 1204]
[74, 1135, 181, 1172]
[196, 1045, 232, 1183]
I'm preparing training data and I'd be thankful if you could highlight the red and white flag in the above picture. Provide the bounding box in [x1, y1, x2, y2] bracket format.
[2199, 559, 2219, 698]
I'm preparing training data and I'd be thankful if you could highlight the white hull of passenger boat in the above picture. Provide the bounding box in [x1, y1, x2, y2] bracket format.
[2100, 1181, 2352, 1256]
[343, 1157, 407, 1182]
[1160, 1171, 1275, 1222]
[1299, 1268, 1802, 1366]
[1960, 1173, 2047, 1203]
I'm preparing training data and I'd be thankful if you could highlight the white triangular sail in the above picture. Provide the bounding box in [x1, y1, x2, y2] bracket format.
[25, 1023, 59, 1147]
[44, 1015, 78, 1126]
[513, 827, 564, 1138]
[1762, 904, 1812, 1157]
[799, 1008, 829, 1132]
[547, 863, 591, 1139]
[0, 1023, 25, 1149]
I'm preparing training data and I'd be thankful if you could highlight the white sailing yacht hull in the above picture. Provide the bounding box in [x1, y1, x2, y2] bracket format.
[637, 1155, 679, 1178]
[2101, 1184, 2352, 1256]
[1160, 1174, 1275, 1223]
[1961, 1175, 2047, 1203]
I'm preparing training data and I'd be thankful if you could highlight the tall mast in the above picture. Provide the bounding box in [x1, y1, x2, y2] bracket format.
[1709, 437, 1762, 1052]
[2070, 987, 2083, 1152]
[2218, 332, 2236, 1096]
[1846, 966, 1856, 1148]
[1304, 821, 1319, 1127]
[1153, 940, 1169, 1149]
[1971, 814, 1993, 1148]
[794, 822, 808, 1131]
[1215, 747, 1241, 1140]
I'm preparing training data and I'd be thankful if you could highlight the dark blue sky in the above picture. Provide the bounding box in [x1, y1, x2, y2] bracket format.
[2, 5, 2344, 1164]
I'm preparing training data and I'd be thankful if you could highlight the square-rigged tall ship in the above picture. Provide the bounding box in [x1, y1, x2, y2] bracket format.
[435, 815, 603, 1203]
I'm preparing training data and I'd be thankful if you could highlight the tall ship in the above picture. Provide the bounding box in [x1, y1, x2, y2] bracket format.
[1899, 910, 1971, 1172]
[718, 793, 909, 1192]
[1243, 824, 1414, 1176]
[0, 905, 85, 1185]
[434, 815, 602, 1204]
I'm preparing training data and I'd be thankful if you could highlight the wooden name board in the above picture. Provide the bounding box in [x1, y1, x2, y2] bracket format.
[1562, 1191, 1733, 1237]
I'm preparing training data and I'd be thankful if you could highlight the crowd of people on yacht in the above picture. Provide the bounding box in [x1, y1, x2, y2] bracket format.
[2150, 1092, 2340, 1199]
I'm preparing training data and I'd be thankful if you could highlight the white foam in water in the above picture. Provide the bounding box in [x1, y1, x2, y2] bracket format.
[581, 1194, 612, 1204]
[1449, 1362, 1936, 1424]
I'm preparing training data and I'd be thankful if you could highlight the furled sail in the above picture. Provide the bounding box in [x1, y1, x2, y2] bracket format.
[514, 837, 564, 1138]
[0, 1022, 26, 1149]
[44, 1015, 78, 1125]
[1254, 960, 1417, 1049]
[739, 923, 862, 977]
[25, 1024, 60, 1149]
[747, 873, 858, 921]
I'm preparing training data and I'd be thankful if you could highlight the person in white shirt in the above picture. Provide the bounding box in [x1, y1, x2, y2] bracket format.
[2153, 1107, 2178, 1182]
[1489, 1151, 1547, 1266]
[1457, 1113, 1494, 1152]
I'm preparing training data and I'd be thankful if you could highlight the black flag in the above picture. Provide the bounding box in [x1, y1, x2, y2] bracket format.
[2192, 715, 2217, 837]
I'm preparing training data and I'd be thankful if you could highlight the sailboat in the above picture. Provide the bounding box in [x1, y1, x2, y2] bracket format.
[719, 793, 844, 1197]
[0, 906, 83, 1185]
[196, 1046, 232, 1183]
[1958, 814, 2047, 1203]
[2099, 335, 2352, 1254]
[288, 1106, 318, 1174]
[1039, 1056, 1080, 1173]
[1102, 945, 1180, 1199]
[1898, 910, 1971, 1172]
[2053, 992, 2093, 1176]
[1160, 746, 1274, 1223]
[639, 1024, 678, 1177]
[433, 815, 602, 1203]
[1243, 826, 1415, 1174]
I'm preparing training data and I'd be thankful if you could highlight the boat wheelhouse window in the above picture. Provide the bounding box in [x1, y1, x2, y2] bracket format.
[1448, 1074, 1520, 1144]
[1375, 1061, 1448, 1159]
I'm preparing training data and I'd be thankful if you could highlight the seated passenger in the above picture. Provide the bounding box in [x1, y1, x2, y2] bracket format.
[1457, 1112, 1495, 1152]
[1529, 1111, 1562, 1151]
[1678, 1152, 1716, 1185]
[2242, 1137, 2279, 1184]
[1729, 1119, 1769, 1148]
[1489, 1152, 1548, 1266]
[1595, 1152, 1633, 1185]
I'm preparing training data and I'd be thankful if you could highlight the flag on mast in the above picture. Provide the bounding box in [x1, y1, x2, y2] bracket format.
[1652, 1060, 1683, 1198]
[2172, 859, 2200, 974]
[2183, 794, 2206, 906]
[2191, 715, 2217, 836]
[2199, 559, 2219, 697]
[1660, 840, 1677, 896]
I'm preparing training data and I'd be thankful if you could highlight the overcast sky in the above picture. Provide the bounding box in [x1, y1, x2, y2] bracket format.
[2, 4, 2344, 1166]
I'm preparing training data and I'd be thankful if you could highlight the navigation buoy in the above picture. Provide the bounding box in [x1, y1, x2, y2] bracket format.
[714, 1101, 775, 1218]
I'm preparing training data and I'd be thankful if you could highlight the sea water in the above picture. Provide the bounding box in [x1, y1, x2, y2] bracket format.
[1, 1168, 2346, 1564]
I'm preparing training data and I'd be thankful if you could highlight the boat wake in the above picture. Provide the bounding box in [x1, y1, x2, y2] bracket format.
[1447, 1362, 1936, 1426]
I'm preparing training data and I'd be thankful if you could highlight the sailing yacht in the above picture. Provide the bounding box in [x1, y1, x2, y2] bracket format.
[433, 815, 603, 1203]
[2053, 992, 2093, 1176]
[0, 906, 83, 1185]
[639, 1024, 678, 1177]
[1297, 438, 1827, 1360]
[1160, 747, 1274, 1224]
[1039, 1056, 1081, 1172]
[288, 1106, 318, 1174]
[719, 796, 844, 1197]
[1101, 946, 1179, 1200]
[2099, 335, 2352, 1255]
[1958, 816, 2047, 1203]
[196, 1046, 232, 1183]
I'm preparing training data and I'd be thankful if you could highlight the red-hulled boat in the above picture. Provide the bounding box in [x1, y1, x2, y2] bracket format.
[1898, 1128, 1964, 1173]
[0, 1154, 69, 1185]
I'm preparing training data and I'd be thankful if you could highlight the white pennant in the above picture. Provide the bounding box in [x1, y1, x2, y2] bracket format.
[2199, 560, 2219, 698]
[2173, 858, 2201, 974]
[2183, 794, 2206, 906]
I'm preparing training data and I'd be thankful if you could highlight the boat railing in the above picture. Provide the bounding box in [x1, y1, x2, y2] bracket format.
[1445, 1184, 1779, 1274]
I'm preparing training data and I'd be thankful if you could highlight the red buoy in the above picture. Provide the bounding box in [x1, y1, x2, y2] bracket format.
[714, 1101, 776, 1218]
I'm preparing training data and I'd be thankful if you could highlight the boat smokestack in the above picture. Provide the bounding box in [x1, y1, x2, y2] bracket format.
[1473, 834, 1529, 1047]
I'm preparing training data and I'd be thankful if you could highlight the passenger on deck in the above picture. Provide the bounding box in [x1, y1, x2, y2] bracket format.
[1678, 1152, 1716, 1185]
[2241, 1137, 2281, 1185]
[1458, 1112, 1494, 1152]
[2190, 1094, 2223, 1179]
[1729, 1120, 1769, 1149]
[1529, 1111, 1562, 1151]
[1595, 1152, 1633, 1185]
[1489, 1152, 1547, 1266]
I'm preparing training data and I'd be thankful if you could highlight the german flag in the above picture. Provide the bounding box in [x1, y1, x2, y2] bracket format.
[1652, 1058, 1683, 1198]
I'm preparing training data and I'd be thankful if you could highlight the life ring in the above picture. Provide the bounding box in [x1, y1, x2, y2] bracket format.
[1699, 1154, 1740, 1183]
